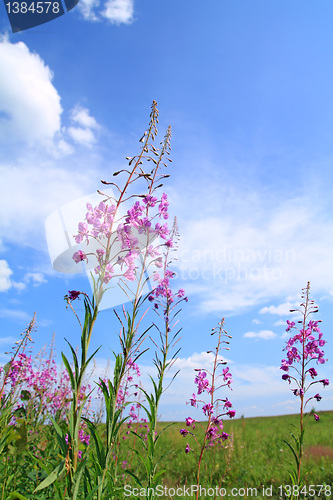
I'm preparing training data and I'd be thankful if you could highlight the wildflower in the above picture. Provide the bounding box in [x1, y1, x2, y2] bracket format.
[202, 403, 214, 416]
[281, 283, 329, 485]
[223, 398, 232, 409]
[68, 290, 80, 301]
[158, 193, 169, 220]
[180, 429, 189, 436]
[308, 367, 318, 378]
[73, 250, 87, 263]
[188, 393, 197, 407]
[222, 367, 232, 382]
[185, 417, 196, 428]
[185, 443, 193, 454]
[286, 320, 295, 331]
[143, 194, 157, 207]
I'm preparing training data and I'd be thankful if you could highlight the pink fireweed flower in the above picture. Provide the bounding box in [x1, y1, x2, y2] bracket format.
[314, 413, 320, 421]
[73, 250, 87, 263]
[222, 367, 232, 382]
[185, 417, 196, 429]
[143, 194, 158, 207]
[202, 403, 214, 416]
[188, 393, 197, 407]
[286, 320, 296, 331]
[158, 193, 169, 220]
[223, 398, 233, 409]
[154, 222, 169, 239]
[308, 367, 318, 379]
[226, 409, 236, 418]
[195, 371, 211, 395]
[185, 443, 193, 454]
[68, 290, 80, 301]
[74, 222, 89, 244]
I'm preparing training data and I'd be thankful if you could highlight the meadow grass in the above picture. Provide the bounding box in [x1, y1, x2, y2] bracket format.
[118, 411, 333, 499]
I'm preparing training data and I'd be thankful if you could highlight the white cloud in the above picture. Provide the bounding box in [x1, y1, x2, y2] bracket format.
[243, 330, 277, 340]
[252, 318, 262, 325]
[0, 308, 32, 322]
[0, 37, 62, 146]
[259, 302, 298, 316]
[66, 106, 100, 146]
[0, 163, 95, 249]
[0, 260, 25, 292]
[102, 0, 134, 23]
[0, 260, 13, 292]
[78, 0, 134, 24]
[70, 106, 99, 129]
[68, 126, 96, 145]
[174, 181, 333, 316]
[78, 0, 101, 20]
[24, 273, 47, 286]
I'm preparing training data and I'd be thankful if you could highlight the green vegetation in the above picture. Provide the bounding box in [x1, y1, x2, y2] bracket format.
[118, 412, 333, 499]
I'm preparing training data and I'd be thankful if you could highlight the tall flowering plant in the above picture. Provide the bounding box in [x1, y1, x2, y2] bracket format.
[34, 101, 186, 499]
[124, 220, 188, 500]
[280, 282, 329, 494]
[180, 319, 235, 500]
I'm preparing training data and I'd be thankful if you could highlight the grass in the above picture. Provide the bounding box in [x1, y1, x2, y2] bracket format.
[1, 411, 332, 499]
[119, 411, 333, 499]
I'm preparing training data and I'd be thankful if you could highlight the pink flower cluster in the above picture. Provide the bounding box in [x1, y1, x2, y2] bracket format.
[281, 317, 329, 420]
[72, 194, 172, 287]
[181, 362, 235, 452]
[148, 269, 187, 312]
[2, 351, 91, 423]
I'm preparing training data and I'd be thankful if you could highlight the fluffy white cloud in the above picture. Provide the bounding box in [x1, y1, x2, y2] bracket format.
[0, 37, 62, 146]
[0, 163, 95, 249]
[173, 181, 333, 316]
[78, 0, 134, 23]
[259, 302, 298, 316]
[0, 260, 25, 292]
[243, 330, 277, 340]
[24, 273, 47, 286]
[102, 0, 134, 23]
[0, 260, 13, 292]
[66, 105, 100, 146]
[70, 106, 99, 129]
[274, 319, 288, 326]
[68, 126, 96, 145]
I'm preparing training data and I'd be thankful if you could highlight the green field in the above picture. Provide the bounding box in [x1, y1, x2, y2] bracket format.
[119, 411, 333, 499]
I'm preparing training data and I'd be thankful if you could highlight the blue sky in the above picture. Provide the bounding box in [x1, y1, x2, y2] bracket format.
[0, 0, 333, 421]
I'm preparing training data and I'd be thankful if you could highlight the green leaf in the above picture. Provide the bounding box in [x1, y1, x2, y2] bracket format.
[124, 469, 143, 487]
[283, 439, 299, 468]
[61, 352, 76, 391]
[6, 492, 29, 500]
[33, 459, 66, 492]
[152, 469, 166, 484]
